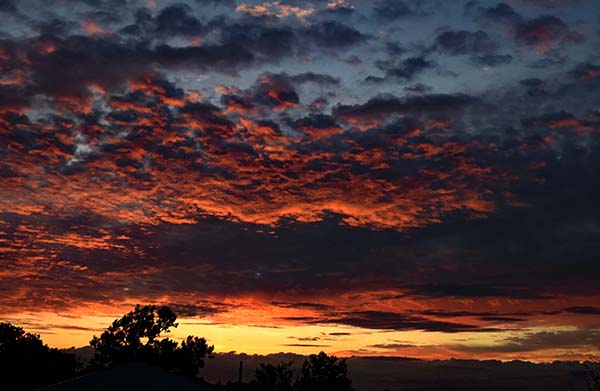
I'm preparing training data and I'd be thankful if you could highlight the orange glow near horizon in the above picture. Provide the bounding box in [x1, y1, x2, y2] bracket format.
[3, 291, 600, 362]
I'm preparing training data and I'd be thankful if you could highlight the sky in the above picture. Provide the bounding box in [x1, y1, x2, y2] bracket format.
[1, 0, 600, 362]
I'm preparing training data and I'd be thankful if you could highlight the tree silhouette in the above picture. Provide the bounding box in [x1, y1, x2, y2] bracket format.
[570, 357, 600, 391]
[255, 361, 295, 391]
[295, 351, 353, 391]
[248, 352, 353, 391]
[90, 304, 177, 365]
[90, 304, 214, 376]
[0, 322, 79, 390]
[176, 336, 215, 376]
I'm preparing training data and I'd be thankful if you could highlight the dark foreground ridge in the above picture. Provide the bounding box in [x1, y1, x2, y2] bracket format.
[199, 353, 600, 391]
[39, 362, 216, 391]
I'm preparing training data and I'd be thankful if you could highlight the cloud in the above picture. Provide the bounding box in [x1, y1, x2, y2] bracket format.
[476, 5, 583, 53]
[404, 284, 550, 299]
[304, 20, 368, 48]
[292, 114, 342, 140]
[514, 0, 579, 8]
[220, 72, 301, 113]
[323, 0, 355, 16]
[573, 63, 600, 81]
[477, 2, 522, 26]
[368, 343, 416, 349]
[434, 30, 498, 55]
[333, 93, 476, 126]
[372, 0, 416, 20]
[404, 83, 433, 94]
[272, 302, 332, 311]
[154, 3, 204, 36]
[523, 110, 595, 132]
[365, 57, 435, 83]
[0, 0, 17, 13]
[282, 343, 331, 347]
[562, 306, 600, 315]
[291, 311, 496, 333]
[515, 16, 571, 52]
[235, 1, 315, 19]
[470, 53, 513, 66]
[457, 329, 600, 353]
[287, 72, 340, 86]
[166, 302, 230, 317]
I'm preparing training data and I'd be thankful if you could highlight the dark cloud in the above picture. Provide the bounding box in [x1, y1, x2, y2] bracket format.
[478, 316, 527, 322]
[562, 306, 600, 315]
[520, 78, 544, 88]
[404, 284, 549, 299]
[434, 30, 498, 55]
[572, 62, 600, 81]
[298, 311, 496, 333]
[365, 57, 435, 83]
[414, 309, 536, 319]
[217, 21, 297, 60]
[220, 72, 301, 112]
[477, 2, 522, 25]
[0, 0, 17, 13]
[515, 16, 569, 50]
[333, 93, 476, 123]
[0, 85, 31, 111]
[26, 36, 149, 101]
[470, 53, 513, 66]
[288, 72, 340, 86]
[372, 0, 416, 20]
[522, 110, 595, 132]
[528, 54, 567, 68]
[305, 21, 368, 48]
[192, 0, 235, 5]
[155, 3, 204, 36]
[476, 6, 581, 53]
[152, 42, 256, 73]
[272, 302, 332, 311]
[515, 0, 579, 7]
[404, 83, 433, 94]
[167, 302, 229, 317]
[291, 113, 342, 139]
[384, 41, 406, 57]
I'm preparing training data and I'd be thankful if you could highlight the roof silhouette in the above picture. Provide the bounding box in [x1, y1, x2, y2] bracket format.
[38, 362, 218, 391]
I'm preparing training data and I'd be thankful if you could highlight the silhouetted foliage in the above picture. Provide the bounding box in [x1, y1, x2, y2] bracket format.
[570, 357, 600, 391]
[90, 304, 178, 364]
[237, 352, 352, 391]
[255, 361, 295, 391]
[175, 336, 215, 376]
[295, 352, 353, 391]
[90, 304, 214, 376]
[0, 322, 79, 390]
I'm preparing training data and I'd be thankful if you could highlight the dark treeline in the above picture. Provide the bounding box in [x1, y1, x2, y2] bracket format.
[222, 353, 353, 391]
[0, 305, 353, 390]
[0, 322, 80, 390]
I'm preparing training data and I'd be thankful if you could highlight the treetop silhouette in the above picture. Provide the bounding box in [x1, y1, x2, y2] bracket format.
[90, 304, 214, 376]
[252, 352, 353, 391]
[0, 322, 79, 390]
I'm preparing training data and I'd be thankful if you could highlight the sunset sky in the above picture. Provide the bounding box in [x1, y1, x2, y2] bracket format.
[1, 0, 600, 362]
